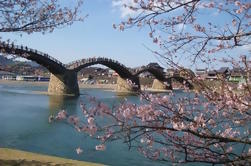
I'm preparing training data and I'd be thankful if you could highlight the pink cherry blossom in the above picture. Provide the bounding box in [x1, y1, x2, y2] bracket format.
[235, 1, 241, 6]
[0, 0, 84, 35]
[76, 147, 83, 155]
[51, 0, 251, 165]
[95, 144, 106, 151]
[56, 110, 67, 120]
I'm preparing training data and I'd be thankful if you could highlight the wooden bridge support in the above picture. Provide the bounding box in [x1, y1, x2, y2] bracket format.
[116, 76, 140, 93]
[48, 71, 79, 96]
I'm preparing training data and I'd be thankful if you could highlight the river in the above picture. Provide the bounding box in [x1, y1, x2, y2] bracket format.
[0, 82, 168, 166]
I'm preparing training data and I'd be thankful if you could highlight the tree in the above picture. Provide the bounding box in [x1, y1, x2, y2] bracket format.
[53, 1, 250, 165]
[0, 0, 84, 35]
[0, 0, 85, 61]
[114, 0, 250, 64]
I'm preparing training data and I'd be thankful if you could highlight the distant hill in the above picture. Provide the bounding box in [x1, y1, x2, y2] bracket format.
[0, 55, 15, 65]
[25, 61, 39, 67]
[0, 55, 39, 67]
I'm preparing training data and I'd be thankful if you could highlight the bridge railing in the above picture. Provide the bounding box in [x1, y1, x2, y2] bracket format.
[0, 41, 65, 67]
[65, 57, 131, 72]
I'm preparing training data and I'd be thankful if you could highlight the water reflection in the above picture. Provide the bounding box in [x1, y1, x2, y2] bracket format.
[48, 95, 79, 113]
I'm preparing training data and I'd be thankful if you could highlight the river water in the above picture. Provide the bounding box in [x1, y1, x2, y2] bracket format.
[0, 82, 169, 166]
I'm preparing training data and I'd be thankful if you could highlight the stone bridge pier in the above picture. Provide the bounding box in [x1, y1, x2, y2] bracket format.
[116, 76, 140, 92]
[151, 79, 172, 90]
[48, 70, 79, 96]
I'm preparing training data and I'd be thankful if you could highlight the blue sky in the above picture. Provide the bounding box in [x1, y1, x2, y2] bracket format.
[1, 0, 250, 70]
[2, 0, 159, 68]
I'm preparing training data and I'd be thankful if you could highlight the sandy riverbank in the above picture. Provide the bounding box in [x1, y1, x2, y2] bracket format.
[0, 80, 175, 94]
[79, 83, 116, 89]
[0, 80, 116, 89]
[0, 148, 103, 166]
[0, 79, 49, 86]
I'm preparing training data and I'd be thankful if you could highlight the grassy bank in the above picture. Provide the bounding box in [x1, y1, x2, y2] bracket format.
[0, 148, 104, 166]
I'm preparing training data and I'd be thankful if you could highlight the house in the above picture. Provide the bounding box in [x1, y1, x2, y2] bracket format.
[229, 73, 246, 83]
[228, 68, 246, 83]
[108, 69, 114, 77]
[166, 68, 181, 77]
[166, 69, 175, 77]
[217, 67, 230, 78]
[80, 77, 89, 83]
[139, 72, 153, 78]
[205, 67, 230, 80]
[98, 79, 108, 84]
[37, 76, 50, 82]
[206, 70, 217, 80]
[195, 68, 208, 79]
[196, 68, 207, 75]
[0, 71, 16, 80]
[112, 72, 119, 77]
[16, 75, 37, 81]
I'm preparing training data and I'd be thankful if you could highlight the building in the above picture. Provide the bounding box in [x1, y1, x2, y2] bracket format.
[111, 71, 119, 77]
[195, 68, 207, 75]
[16, 75, 36, 81]
[217, 67, 230, 78]
[108, 69, 114, 77]
[195, 68, 207, 80]
[206, 70, 217, 80]
[38, 76, 50, 82]
[166, 69, 176, 77]
[228, 68, 246, 83]
[228, 73, 246, 83]
[204, 67, 230, 80]
[0, 71, 16, 80]
[139, 72, 153, 78]
[16, 75, 50, 82]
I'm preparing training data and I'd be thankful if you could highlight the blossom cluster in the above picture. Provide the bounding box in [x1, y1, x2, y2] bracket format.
[53, 77, 250, 164]
[113, 0, 250, 64]
[0, 0, 85, 34]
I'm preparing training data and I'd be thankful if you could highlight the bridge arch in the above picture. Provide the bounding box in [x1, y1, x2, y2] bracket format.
[133, 66, 169, 90]
[133, 66, 166, 82]
[0, 42, 66, 74]
[133, 67, 193, 90]
[66, 57, 140, 91]
[67, 57, 136, 80]
[0, 42, 80, 95]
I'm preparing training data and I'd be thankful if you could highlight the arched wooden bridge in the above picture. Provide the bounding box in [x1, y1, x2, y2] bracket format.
[0, 42, 193, 96]
[67, 57, 134, 79]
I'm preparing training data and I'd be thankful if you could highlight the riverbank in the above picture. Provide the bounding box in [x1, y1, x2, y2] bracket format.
[0, 148, 103, 166]
[0, 79, 48, 87]
[79, 83, 116, 89]
[0, 80, 116, 89]
[0, 80, 171, 92]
